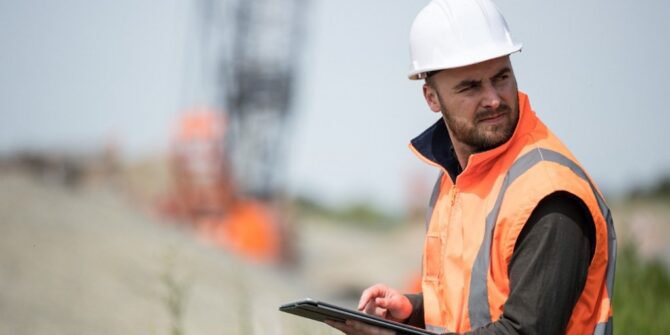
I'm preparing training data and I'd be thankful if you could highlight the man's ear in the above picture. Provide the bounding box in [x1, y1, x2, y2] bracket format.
[423, 84, 442, 113]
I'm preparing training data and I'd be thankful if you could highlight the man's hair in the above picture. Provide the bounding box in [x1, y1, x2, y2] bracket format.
[424, 71, 438, 89]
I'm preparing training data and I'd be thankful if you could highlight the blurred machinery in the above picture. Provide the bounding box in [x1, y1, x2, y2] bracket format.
[170, 108, 232, 219]
[163, 0, 308, 264]
[169, 108, 282, 263]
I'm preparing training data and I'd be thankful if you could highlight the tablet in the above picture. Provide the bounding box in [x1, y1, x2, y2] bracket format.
[279, 298, 438, 335]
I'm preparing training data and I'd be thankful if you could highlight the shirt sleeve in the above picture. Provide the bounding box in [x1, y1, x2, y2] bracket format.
[408, 191, 595, 335]
[405, 293, 426, 328]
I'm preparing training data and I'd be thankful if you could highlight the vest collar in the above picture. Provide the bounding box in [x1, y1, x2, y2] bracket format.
[410, 91, 535, 182]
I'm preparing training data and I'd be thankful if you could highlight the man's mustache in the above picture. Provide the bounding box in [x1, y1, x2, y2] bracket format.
[475, 104, 511, 122]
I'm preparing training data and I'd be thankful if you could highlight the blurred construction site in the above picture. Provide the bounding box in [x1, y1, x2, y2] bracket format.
[2, 0, 670, 334]
[0, 1, 427, 334]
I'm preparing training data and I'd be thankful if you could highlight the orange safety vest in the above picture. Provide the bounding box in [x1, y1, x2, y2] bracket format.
[410, 92, 616, 334]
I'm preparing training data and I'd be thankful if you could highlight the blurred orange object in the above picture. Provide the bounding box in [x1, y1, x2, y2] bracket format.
[405, 272, 423, 294]
[198, 200, 280, 263]
[162, 107, 281, 263]
[169, 107, 233, 219]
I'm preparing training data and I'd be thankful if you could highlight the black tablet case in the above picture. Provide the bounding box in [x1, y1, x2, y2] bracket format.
[279, 299, 439, 335]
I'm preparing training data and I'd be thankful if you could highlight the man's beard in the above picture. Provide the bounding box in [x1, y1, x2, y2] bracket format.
[440, 95, 519, 153]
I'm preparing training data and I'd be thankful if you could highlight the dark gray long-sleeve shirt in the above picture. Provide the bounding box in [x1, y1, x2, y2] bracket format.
[405, 191, 595, 335]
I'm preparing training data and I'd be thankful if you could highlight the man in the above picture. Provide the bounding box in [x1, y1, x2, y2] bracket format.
[327, 0, 616, 334]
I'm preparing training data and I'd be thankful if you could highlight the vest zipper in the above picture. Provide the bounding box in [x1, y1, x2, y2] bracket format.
[450, 187, 459, 207]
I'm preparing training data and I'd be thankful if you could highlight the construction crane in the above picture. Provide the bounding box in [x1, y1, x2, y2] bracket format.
[165, 0, 308, 263]
[191, 0, 307, 199]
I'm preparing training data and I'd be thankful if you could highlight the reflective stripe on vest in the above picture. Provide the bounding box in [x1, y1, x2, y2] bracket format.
[425, 171, 444, 232]
[461, 147, 617, 333]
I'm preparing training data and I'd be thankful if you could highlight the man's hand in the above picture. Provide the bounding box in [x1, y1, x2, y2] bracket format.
[326, 283, 413, 335]
[357, 283, 413, 322]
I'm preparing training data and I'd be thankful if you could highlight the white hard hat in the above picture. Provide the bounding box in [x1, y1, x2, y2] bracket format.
[408, 0, 522, 80]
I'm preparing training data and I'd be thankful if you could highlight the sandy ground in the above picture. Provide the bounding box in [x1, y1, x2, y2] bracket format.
[0, 172, 424, 335]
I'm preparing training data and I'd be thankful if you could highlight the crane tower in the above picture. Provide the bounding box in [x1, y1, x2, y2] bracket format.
[196, 0, 308, 200]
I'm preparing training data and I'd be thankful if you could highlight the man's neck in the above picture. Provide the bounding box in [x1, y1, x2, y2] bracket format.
[442, 120, 475, 172]
[451, 140, 474, 172]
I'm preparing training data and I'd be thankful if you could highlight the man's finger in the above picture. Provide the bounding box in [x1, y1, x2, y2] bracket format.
[363, 298, 387, 317]
[372, 307, 387, 318]
[358, 285, 386, 310]
[376, 295, 412, 322]
[375, 297, 389, 308]
[377, 296, 404, 313]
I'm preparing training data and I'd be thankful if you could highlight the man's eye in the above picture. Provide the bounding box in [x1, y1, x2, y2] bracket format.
[495, 74, 509, 82]
[459, 85, 476, 93]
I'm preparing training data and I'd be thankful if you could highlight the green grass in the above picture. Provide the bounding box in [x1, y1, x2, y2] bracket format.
[160, 248, 190, 335]
[613, 243, 670, 334]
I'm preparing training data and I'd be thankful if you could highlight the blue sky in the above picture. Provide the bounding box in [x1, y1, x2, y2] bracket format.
[2, 0, 669, 210]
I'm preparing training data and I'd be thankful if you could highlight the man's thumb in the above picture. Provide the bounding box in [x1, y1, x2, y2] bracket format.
[375, 297, 389, 308]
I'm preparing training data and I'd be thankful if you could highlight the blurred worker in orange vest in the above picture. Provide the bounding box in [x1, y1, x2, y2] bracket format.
[327, 0, 616, 334]
[170, 108, 280, 263]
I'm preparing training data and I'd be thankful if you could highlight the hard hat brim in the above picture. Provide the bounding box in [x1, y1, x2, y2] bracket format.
[408, 44, 522, 80]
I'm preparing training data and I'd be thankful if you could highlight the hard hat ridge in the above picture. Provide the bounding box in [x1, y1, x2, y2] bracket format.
[408, 0, 522, 80]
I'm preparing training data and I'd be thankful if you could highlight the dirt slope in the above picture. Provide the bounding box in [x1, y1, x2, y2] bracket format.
[0, 172, 424, 335]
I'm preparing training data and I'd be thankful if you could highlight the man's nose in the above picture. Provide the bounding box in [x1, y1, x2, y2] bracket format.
[481, 84, 501, 110]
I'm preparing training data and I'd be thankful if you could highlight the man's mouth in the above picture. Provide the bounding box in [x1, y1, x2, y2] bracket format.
[477, 111, 506, 124]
